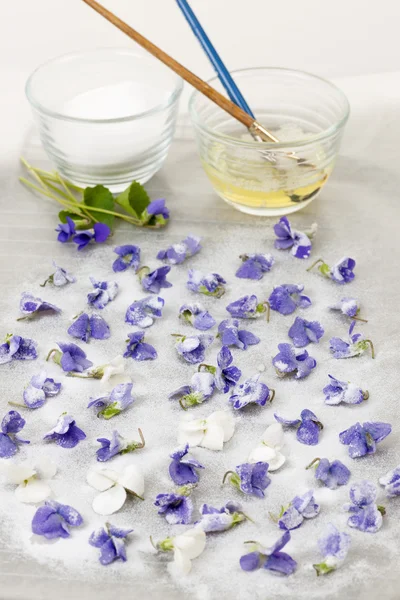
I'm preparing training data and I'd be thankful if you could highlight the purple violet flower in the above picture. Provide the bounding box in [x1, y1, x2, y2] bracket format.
[32, 500, 83, 539]
[154, 486, 194, 524]
[43, 414, 86, 449]
[329, 297, 362, 319]
[236, 253, 275, 280]
[96, 429, 145, 462]
[313, 524, 351, 576]
[218, 319, 260, 350]
[226, 294, 269, 320]
[87, 383, 134, 419]
[0, 334, 38, 364]
[187, 269, 226, 298]
[329, 321, 375, 359]
[0, 411, 30, 458]
[307, 257, 356, 284]
[174, 333, 213, 364]
[343, 480, 384, 533]
[18, 292, 61, 319]
[323, 374, 368, 405]
[278, 490, 320, 530]
[306, 458, 351, 490]
[73, 223, 111, 250]
[125, 296, 164, 328]
[379, 466, 400, 497]
[56, 216, 76, 243]
[339, 422, 391, 458]
[87, 277, 118, 310]
[199, 346, 241, 393]
[224, 462, 271, 497]
[288, 317, 324, 347]
[169, 444, 204, 485]
[272, 343, 316, 379]
[157, 235, 202, 265]
[41, 261, 76, 287]
[23, 371, 61, 409]
[112, 245, 141, 273]
[47, 342, 93, 373]
[240, 530, 297, 576]
[169, 372, 215, 409]
[274, 216, 315, 259]
[124, 331, 157, 361]
[197, 501, 247, 533]
[89, 524, 133, 565]
[68, 312, 110, 343]
[138, 265, 172, 294]
[269, 284, 311, 316]
[147, 198, 169, 220]
[179, 303, 216, 331]
[275, 409, 323, 446]
[229, 374, 274, 410]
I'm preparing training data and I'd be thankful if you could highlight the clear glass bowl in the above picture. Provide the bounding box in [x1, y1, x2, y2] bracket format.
[189, 67, 350, 216]
[26, 48, 183, 192]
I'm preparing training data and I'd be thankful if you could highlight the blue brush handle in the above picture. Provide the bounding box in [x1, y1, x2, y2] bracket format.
[176, 0, 255, 119]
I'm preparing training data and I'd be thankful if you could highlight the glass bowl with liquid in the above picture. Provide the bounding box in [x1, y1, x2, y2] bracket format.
[26, 49, 183, 192]
[189, 68, 350, 216]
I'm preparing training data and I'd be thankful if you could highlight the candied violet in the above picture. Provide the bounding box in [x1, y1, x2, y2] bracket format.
[226, 294, 269, 320]
[197, 501, 247, 533]
[32, 500, 83, 539]
[199, 346, 241, 393]
[138, 266, 172, 294]
[224, 462, 271, 497]
[329, 321, 374, 359]
[343, 480, 384, 533]
[169, 444, 204, 485]
[0, 334, 38, 364]
[0, 411, 30, 458]
[87, 383, 134, 419]
[269, 284, 311, 316]
[179, 303, 216, 331]
[218, 319, 260, 350]
[229, 374, 274, 410]
[169, 372, 215, 409]
[19, 292, 61, 319]
[174, 333, 213, 364]
[154, 489, 194, 525]
[125, 296, 164, 328]
[157, 235, 201, 265]
[187, 269, 226, 298]
[23, 371, 61, 409]
[240, 531, 297, 576]
[313, 524, 351, 576]
[89, 524, 133, 565]
[379, 466, 400, 497]
[43, 415, 86, 449]
[339, 422, 391, 458]
[124, 331, 157, 361]
[96, 429, 145, 462]
[87, 277, 118, 310]
[278, 490, 320, 530]
[307, 257, 356, 284]
[272, 343, 316, 379]
[68, 313, 110, 343]
[47, 342, 93, 373]
[288, 317, 324, 347]
[323, 374, 368, 405]
[275, 409, 323, 446]
[306, 457, 351, 489]
[274, 216, 315, 259]
[112, 245, 141, 273]
[236, 253, 274, 280]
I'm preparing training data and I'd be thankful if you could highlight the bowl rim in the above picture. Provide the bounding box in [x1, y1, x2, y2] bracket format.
[26, 47, 184, 124]
[189, 66, 350, 148]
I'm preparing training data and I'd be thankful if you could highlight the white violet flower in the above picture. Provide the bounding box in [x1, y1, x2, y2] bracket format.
[178, 410, 235, 450]
[87, 464, 144, 515]
[4, 457, 57, 503]
[96, 355, 131, 386]
[157, 528, 206, 575]
[248, 423, 286, 471]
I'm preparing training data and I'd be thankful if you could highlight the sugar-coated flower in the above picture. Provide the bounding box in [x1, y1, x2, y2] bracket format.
[248, 423, 286, 471]
[288, 317, 324, 347]
[169, 372, 215, 409]
[339, 421, 391, 458]
[0, 411, 30, 458]
[240, 530, 297, 576]
[87, 382, 134, 419]
[56, 216, 76, 243]
[89, 524, 133, 565]
[154, 485, 195, 525]
[343, 481, 384, 533]
[229, 374, 274, 410]
[18, 292, 61, 319]
[92, 355, 127, 384]
[213, 346, 242, 393]
[4, 456, 57, 503]
[32, 500, 83, 539]
[124, 331, 157, 361]
[147, 198, 170, 220]
[179, 303, 216, 331]
[198, 501, 248, 533]
[23, 370, 61, 409]
[169, 444, 204, 485]
[68, 312, 110, 343]
[218, 319, 260, 350]
[313, 524, 351, 576]
[329, 321, 375, 359]
[47, 342, 93, 373]
[178, 410, 235, 451]
[274, 216, 315, 259]
[379, 466, 400, 497]
[112, 244, 141, 273]
[278, 490, 320, 530]
[96, 428, 145, 462]
[307, 256, 356, 284]
[87, 277, 118, 310]
[41, 261, 76, 287]
[87, 464, 144, 515]
[226, 294, 269, 320]
[138, 265, 172, 294]
[269, 284, 311, 315]
[275, 409, 323, 446]
[187, 269, 226, 298]
[157, 235, 201, 265]
[43, 414, 86, 449]
[155, 528, 206, 575]
[236, 253, 275, 280]
[73, 223, 111, 250]
[329, 297, 365, 320]
[125, 296, 164, 328]
[0, 334, 38, 364]
[306, 458, 351, 490]
[323, 374, 368, 405]
[174, 333, 213, 364]
[272, 343, 316, 379]
[223, 462, 270, 497]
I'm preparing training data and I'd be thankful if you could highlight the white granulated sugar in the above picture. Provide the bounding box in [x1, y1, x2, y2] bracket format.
[0, 221, 399, 600]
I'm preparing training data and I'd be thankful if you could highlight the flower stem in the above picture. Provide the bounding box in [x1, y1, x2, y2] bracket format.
[149, 536, 158, 551]
[363, 390, 370, 401]
[16, 315, 31, 322]
[46, 348, 58, 362]
[268, 389, 275, 403]
[306, 258, 324, 272]
[40, 277, 52, 288]
[222, 471, 235, 484]
[67, 372, 90, 379]
[264, 301, 270, 323]
[365, 339, 375, 359]
[352, 315, 368, 323]
[8, 401, 27, 409]
[377, 505, 386, 516]
[137, 428, 145, 448]
[179, 399, 188, 411]
[305, 458, 320, 470]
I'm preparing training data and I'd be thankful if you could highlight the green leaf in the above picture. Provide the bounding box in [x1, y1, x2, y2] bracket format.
[83, 185, 115, 229]
[100, 404, 121, 420]
[58, 210, 93, 230]
[115, 181, 150, 218]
